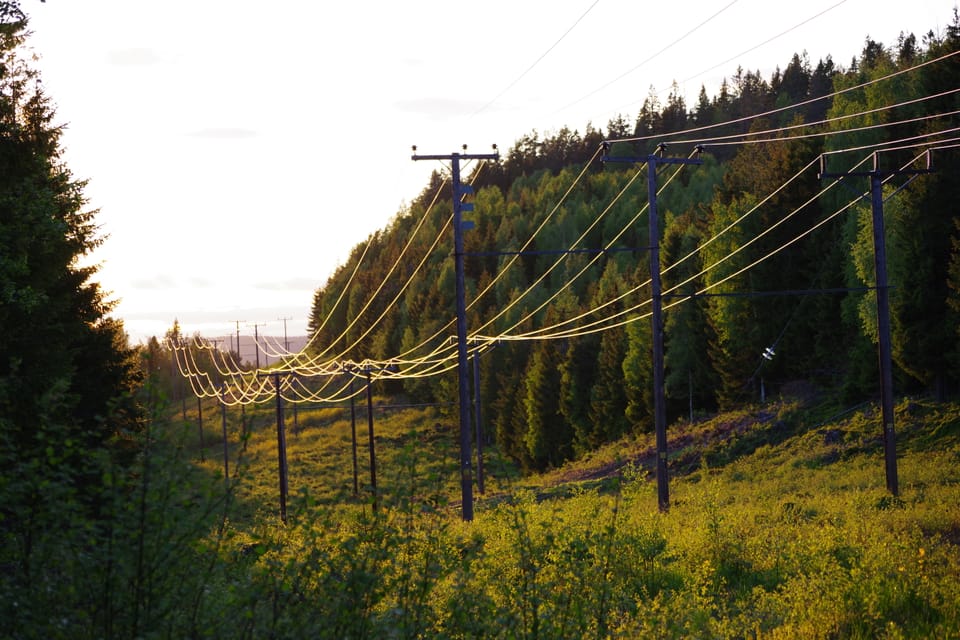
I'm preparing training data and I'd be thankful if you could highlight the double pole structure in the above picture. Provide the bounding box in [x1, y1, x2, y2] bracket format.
[602, 143, 702, 512]
[819, 150, 933, 497]
[340, 362, 398, 512]
[412, 144, 499, 522]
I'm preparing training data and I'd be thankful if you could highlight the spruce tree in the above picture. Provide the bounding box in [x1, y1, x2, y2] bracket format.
[0, 1, 140, 464]
[0, 4, 142, 633]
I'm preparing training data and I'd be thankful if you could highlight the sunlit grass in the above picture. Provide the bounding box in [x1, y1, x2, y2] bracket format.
[157, 395, 960, 637]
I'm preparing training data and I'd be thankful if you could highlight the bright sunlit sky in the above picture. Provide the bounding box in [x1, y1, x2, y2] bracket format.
[23, 0, 957, 344]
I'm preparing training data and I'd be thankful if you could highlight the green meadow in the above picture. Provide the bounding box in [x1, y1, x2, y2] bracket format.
[48, 392, 953, 639]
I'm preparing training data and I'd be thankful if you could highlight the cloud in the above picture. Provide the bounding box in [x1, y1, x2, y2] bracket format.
[130, 274, 178, 289]
[105, 48, 162, 66]
[254, 277, 319, 291]
[185, 127, 258, 139]
[393, 97, 489, 120]
[129, 275, 214, 289]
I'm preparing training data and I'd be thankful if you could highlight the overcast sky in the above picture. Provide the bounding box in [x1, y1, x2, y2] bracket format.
[23, 0, 957, 344]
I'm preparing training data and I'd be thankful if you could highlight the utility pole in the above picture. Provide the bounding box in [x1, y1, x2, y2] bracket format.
[275, 372, 289, 523]
[220, 382, 230, 485]
[231, 319, 246, 365]
[197, 395, 204, 462]
[465, 336, 496, 495]
[472, 349, 485, 495]
[257, 371, 290, 523]
[195, 337, 223, 464]
[248, 322, 266, 370]
[819, 150, 932, 496]
[602, 143, 702, 512]
[175, 337, 188, 423]
[365, 367, 377, 512]
[278, 316, 292, 350]
[349, 374, 359, 496]
[278, 316, 298, 433]
[340, 363, 398, 512]
[413, 144, 499, 522]
[230, 320, 247, 446]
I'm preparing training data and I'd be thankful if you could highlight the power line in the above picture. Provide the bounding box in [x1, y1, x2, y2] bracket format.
[680, 0, 850, 87]
[173, 53, 958, 404]
[473, 0, 602, 118]
[557, 0, 740, 115]
[614, 48, 960, 146]
[672, 87, 960, 147]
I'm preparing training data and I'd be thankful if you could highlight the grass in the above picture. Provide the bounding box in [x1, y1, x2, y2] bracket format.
[175, 393, 960, 637]
[7, 392, 959, 638]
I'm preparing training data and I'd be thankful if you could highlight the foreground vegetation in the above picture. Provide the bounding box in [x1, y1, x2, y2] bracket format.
[4, 390, 959, 638]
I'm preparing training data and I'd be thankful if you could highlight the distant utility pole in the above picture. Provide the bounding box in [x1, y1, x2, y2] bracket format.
[197, 395, 205, 462]
[231, 319, 246, 364]
[256, 371, 291, 523]
[231, 320, 247, 443]
[340, 363, 398, 512]
[464, 336, 496, 495]
[348, 374, 360, 496]
[220, 382, 230, 485]
[174, 336, 187, 422]
[412, 144, 499, 522]
[278, 316, 292, 350]
[274, 372, 289, 523]
[278, 316, 298, 433]
[197, 337, 224, 464]
[248, 322, 266, 370]
[472, 348, 485, 495]
[602, 143, 702, 513]
[819, 150, 933, 497]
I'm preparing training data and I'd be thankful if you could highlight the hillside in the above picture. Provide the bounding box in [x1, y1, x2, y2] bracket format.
[296, 23, 960, 479]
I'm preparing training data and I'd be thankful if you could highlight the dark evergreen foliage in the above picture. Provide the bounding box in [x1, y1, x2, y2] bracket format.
[0, 4, 145, 636]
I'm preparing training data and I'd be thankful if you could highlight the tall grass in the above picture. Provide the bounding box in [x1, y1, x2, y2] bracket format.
[3, 393, 959, 637]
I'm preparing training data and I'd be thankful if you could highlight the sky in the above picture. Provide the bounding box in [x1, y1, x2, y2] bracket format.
[22, 0, 958, 345]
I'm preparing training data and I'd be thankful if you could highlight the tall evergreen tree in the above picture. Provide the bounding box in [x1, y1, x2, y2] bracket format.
[0, 1, 140, 462]
[0, 6, 143, 630]
[522, 336, 569, 470]
[587, 262, 630, 442]
[662, 210, 717, 417]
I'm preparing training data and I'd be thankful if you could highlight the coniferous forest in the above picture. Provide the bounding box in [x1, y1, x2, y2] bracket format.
[307, 22, 960, 472]
[4, 1, 960, 637]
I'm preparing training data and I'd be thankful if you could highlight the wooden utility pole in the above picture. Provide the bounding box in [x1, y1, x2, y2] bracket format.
[220, 382, 230, 485]
[248, 322, 266, 370]
[272, 372, 289, 522]
[819, 150, 933, 496]
[349, 375, 359, 496]
[472, 350, 485, 495]
[412, 144, 499, 521]
[278, 316, 299, 433]
[602, 143, 702, 512]
[340, 363, 398, 511]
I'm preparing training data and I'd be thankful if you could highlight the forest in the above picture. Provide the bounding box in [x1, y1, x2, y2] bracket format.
[303, 21, 960, 473]
[3, 0, 960, 636]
